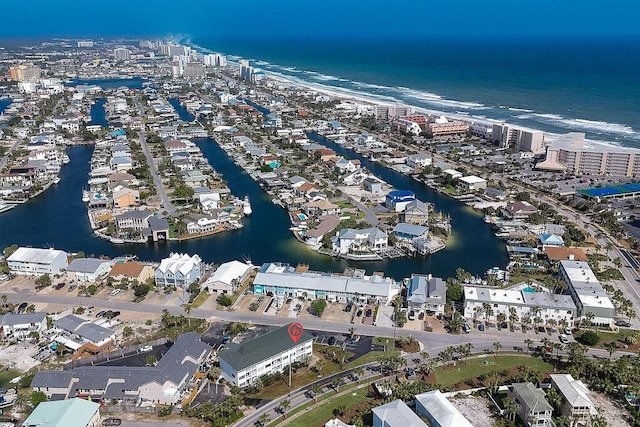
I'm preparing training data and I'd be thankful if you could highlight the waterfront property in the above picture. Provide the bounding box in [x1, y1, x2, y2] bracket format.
[154, 252, 202, 289]
[23, 397, 101, 427]
[7, 247, 68, 276]
[109, 261, 154, 283]
[508, 382, 554, 427]
[0, 312, 47, 341]
[252, 262, 400, 304]
[218, 323, 314, 388]
[559, 260, 615, 325]
[406, 274, 446, 315]
[332, 227, 388, 255]
[66, 258, 111, 282]
[202, 260, 252, 293]
[32, 332, 211, 405]
[52, 314, 116, 360]
[463, 286, 577, 326]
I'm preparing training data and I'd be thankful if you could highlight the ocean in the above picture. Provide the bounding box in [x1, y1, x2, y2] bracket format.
[190, 36, 640, 148]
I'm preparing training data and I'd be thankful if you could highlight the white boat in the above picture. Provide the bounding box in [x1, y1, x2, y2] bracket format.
[53, 177, 61, 184]
[82, 190, 90, 203]
[62, 155, 70, 164]
[243, 195, 252, 216]
[0, 199, 15, 214]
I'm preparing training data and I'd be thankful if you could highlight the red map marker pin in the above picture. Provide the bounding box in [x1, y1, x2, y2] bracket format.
[287, 322, 304, 344]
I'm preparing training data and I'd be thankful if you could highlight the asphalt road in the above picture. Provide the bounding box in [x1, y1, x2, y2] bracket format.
[137, 131, 176, 217]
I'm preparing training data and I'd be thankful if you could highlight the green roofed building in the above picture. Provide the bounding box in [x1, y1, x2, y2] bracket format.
[218, 323, 314, 387]
[23, 397, 100, 427]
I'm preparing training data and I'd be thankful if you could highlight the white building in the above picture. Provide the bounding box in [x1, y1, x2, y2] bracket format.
[66, 258, 112, 282]
[559, 260, 615, 325]
[406, 274, 446, 315]
[0, 312, 47, 341]
[7, 247, 68, 276]
[203, 260, 252, 294]
[415, 390, 474, 427]
[155, 253, 202, 289]
[406, 154, 432, 169]
[549, 374, 598, 424]
[113, 47, 131, 61]
[218, 323, 314, 387]
[457, 175, 487, 191]
[463, 286, 577, 326]
[332, 227, 388, 254]
[253, 263, 399, 305]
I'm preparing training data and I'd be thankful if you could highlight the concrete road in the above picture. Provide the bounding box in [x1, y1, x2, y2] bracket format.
[137, 131, 177, 217]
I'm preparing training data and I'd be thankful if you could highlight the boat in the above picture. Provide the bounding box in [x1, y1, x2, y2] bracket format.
[243, 195, 252, 216]
[62, 154, 70, 164]
[82, 190, 90, 203]
[53, 177, 61, 184]
[0, 199, 15, 214]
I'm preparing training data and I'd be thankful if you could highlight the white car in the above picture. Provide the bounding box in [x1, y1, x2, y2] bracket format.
[140, 345, 153, 352]
[559, 334, 569, 344]
[564, 327, 572, 335]
[109, 289, 121, 297]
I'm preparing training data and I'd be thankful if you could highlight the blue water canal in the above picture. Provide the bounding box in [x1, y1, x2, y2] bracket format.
[0, 94, 507, 280]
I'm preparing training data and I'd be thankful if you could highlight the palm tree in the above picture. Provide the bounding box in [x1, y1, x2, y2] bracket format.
[348, 326, 356, 338]
[353, 367, 364, 380]
[258, 413, 271, 426]
[604, 342, 617, 360]
[524, 338, 534, 353]
[331, 378, 342, 392]
[279, 399, 291, 418]
[1, 294, 6, 306]
[502, 396, 518, 423]
[183, 304, 192, 327]
[492, 341, 502, 356]
[310, 383, 322, 402]
[508, 307, 519, 328]
[207, 366, 221, 393]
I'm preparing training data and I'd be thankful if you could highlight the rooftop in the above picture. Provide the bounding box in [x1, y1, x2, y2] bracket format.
[23, 397, 100, 427]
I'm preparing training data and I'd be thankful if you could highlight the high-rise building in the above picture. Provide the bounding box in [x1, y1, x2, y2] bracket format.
[9, 64, 42, 82]
[203, 53, 226, 67]
[77, 40, 94, 47]
[374, 105, 413, 121]
[183, 63, 206, 79]
[113, 47, 131, 61]
[168, 44, 186, 57]
[536, 132, 640, 177]
[239, 59, 252, 81]
[492, 123, 545, 153]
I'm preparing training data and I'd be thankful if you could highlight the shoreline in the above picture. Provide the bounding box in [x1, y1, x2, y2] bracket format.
[184, 39, 638, 150]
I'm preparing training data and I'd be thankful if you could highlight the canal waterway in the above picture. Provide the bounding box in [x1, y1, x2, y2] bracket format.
[64, 78, 146, 90]
[0, 87, 507, 280]
[0, 98, 11, 114]
[88, 98, 108, 127]
[168, 98, 195, 122]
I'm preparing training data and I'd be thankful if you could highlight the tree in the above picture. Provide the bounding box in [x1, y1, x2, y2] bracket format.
[35, 274, 52, 288]
[122, 326, 134, 338]
[579, 330, 600, 346]
[604, 342, 617, 360]
[30, 390, 47, 407]
[183, 304, 192, 327]
[279, 399, 291, 418]
[502, 397, 518, 423]
[146, 354, 157, 366]
[446, 284, 464, 303]
[1, 294, 7, 305]
[310, 383, 322, 402]
[217, 294, 232, 307]
[493, 341, 502, 355]
[133, 282, 151, 298]
[332, 377, 342, 392]
[333, 405, 347, 417]
[258, 413, 271, 426]
[524, 338, 534, 353]
[310, 298, 327, 317]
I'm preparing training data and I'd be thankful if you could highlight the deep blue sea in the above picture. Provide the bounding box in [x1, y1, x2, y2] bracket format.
[191, 36, 640, 148]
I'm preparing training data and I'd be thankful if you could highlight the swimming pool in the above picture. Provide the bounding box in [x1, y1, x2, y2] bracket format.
[297, 213, 308, 221]
[522, 287, 537, 293]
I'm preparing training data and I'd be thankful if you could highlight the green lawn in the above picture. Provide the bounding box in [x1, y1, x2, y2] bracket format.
[434, 355, 553, 388]
[0, 369, 22, 388]
[190, 290, 210, 308]
[283, 389, 371, 427]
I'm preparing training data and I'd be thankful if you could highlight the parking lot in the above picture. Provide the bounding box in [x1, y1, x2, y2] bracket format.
[311, 330, 374, 362]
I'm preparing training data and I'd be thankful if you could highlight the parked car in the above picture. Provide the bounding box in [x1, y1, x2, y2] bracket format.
[564, 327, 572, 335]
[407, 310, 415, 320]
[109, 289, 121, 297]
[365, 309, 373, 317]
[102, 418, 122, 426]
[356, 309, 363, 317]
[418, 312, 425, 320]
[462, 323, 471, 334]
[615, 319, 631, 327]
[478, 323, 485, 331]
[96, 311, 106, 318]
[55, 282, 66, 290]
[68, 284, 77, 292]
[328, 336, 337, 346]
[559, 334, 569, 344]
[140, 345, 153, 352]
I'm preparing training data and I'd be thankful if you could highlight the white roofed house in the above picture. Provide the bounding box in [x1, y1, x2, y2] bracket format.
[372, 399, 427, 427]
[549, 374, 598, 424]
[559, 260, 615, 326]
[155, 253, 202, 289]
[7, 247, 69, 276]
[332, 227, 388, 255]
[203, 260, 252, 294]
[457, 175, 487, 192]
[414, 390, 474, 427]
[66, 258, 111, 282]
[0, 312, 47, 341]
[53, 314, 116, 359]
[406, 274, 446, 315]
[406, 153, 432, 170]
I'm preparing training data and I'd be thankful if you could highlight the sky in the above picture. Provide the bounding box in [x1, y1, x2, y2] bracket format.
[2, 0, 639, 40]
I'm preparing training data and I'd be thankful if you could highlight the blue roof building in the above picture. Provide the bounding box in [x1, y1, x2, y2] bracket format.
[23, 397, 101, 427]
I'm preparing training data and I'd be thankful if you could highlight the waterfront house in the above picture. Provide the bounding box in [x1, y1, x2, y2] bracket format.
[143, 216, 169, 242]
[386, 190, 416, 212]
[304, 215, 341, 247]
[7, 247, 68, 276]
[218, 323, 314, 388]
[0, 312, 47, 341]
[406, 153, 432, 170]
[155, 253, 202, 289]
[363, 177, 383, 193]
[115, 210, 153, 231]
[406, 274, 446, 315]
[414, 390, 474, 427]
[402, 200, 430, 225]
[549, 374, 597, 423]
[32, 332, 211, 405]
[252, 262, 399, 304]
[110, 155, 133, 172]
[112, 187, 140, 208]
[183, 214, 221, 234]
[559, 260, 615, 325]
[372, 399, 427, 427]
[392, 223, 428, 241]
[23, 398, 101, 427]
[203, 260, 252, 294]
[543, 246, 587, 263]
[332, 227, 388, 255]
[66, 258, 111, 282]
[303, 200, 341, 217]
[457, 175, 487, 192]
[502, 201, 539, 220]
[539, 233, 565, 247]
[198, 192, 220, 211]
[108, 261, 154, 283]
[508, 382, 554, 427]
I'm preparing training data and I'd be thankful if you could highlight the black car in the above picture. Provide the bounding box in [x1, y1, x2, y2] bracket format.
[356, 309, 363, 317]
[344, 303, 353, 312]
[102, 419, 122, 426]
[365, 309, 373, 317]
[17, 302, 28, 313]
[615, 320, 631, 327]
[328, 336, 337, 346]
